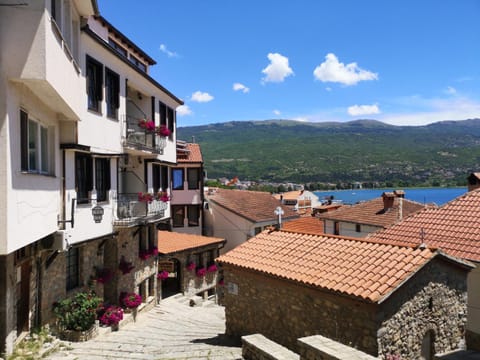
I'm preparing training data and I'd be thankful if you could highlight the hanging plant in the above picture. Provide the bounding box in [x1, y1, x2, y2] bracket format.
[118, 257, 135, 275]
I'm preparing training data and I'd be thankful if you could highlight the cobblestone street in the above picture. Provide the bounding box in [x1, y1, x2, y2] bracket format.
[44, 295, 242, 360]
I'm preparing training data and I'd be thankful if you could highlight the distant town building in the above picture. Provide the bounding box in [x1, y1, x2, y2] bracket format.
[318, 190, 427, 238]
[204, 189, 298, 253]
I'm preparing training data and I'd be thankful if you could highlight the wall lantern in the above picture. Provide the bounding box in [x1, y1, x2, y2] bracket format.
[92, 205, 104, 223]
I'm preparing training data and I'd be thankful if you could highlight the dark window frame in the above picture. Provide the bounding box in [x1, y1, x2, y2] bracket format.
[105, 67, 120, 119]
[172, 205, 185, 227]
[75, 152, 93, 204]
[66, 247, 80, 291]
[355, 223, 361, 233]
[86, 55, 103, 112]
[187, 168, 200, 190]
[95, 158, 111, 202]
[187, 205, 200, 227]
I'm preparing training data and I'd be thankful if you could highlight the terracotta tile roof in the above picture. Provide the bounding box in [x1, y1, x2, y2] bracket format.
[368, 188, 480, 262]
[317, 196, 427, 228]
[177, 143, 203, 163]
[217, 230, 458, 303]
[206, 188, 299, 223]
[157, 231, 224, 254]
[273, 191, 306, 201]
[283, 217, 324, 235]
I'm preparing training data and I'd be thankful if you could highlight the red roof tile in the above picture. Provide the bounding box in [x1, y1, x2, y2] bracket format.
[368, 188, 480, 262]
[217, 229, 446, 303]
[318, 196, 427, 228]
[282, 217, 324, 235]
[157, 231, 224, 254]
[206, 188, 299, 223]
[177, 143, 203, 163]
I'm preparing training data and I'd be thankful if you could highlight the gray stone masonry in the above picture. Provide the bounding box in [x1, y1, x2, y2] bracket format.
[242, 334, 300, 360]
[297, 335, 377, 360]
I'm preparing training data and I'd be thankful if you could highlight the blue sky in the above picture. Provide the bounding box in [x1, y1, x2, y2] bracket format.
[98, 1, 480, 127]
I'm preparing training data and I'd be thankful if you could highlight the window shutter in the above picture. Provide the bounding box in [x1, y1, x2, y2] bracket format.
[20, 110, 28, 171]
[96, 63, 103, 101]
[113, 73, 120, 108]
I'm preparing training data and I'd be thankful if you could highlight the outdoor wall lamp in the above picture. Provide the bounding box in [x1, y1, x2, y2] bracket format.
[92, 205, 105, 223]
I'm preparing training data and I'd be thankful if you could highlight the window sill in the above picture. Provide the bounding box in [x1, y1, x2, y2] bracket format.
[87, 108, 102, 115]
[20, 171, 56, 178]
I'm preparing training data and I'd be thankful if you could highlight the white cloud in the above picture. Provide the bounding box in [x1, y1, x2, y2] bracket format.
[445, 86, 457, 95]
[191, 91, 214, 103]
[273, 109, 281, 116]
[176, 105, 192, 116]
[348, 104, 381, 116]
[379, 96, 480, 126]
[313, 53, 378, 86]
[233, 83, 250, 93]
[261, 53, 294, 83]
[159, 44, 178, 58]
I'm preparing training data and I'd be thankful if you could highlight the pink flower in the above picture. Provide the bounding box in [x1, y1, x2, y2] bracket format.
[157, 270, 169, 280]
[207, 264, 218, 273]
[99, 305, 123, 326]
[157, 124, 171, 137]
[196, 268, 207, 278]
[186, 262, 196, 271]
[121, 292, 142, 309]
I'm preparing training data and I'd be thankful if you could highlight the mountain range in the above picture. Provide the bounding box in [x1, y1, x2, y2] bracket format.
[177, 119, 480, 187]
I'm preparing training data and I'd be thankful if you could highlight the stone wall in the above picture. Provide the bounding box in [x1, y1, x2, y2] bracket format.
[41, 238, 105, 324]
[222, 266, 378, 355]
[377, 258, 469, 359]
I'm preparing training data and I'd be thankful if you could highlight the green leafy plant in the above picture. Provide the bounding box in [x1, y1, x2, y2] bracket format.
[53, 291, 102, 331]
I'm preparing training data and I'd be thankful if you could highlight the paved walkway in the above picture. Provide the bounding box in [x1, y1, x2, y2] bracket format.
[45, 295, 243, 360]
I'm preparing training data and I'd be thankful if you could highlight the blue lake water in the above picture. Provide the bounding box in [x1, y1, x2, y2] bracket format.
[314, 188, 467, 206]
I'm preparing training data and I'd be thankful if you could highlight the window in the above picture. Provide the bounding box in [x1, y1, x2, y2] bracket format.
[167, 107, 175, 137]
[138, 225, 155, 253]
[159, 102, 167, 127]
[153, 164, 169, 193]
[86, 55, 103, 112]
[75, 153, 92, 204]
[129, 54, 146, 72]
[51, 0, 62, 29]
[355, 224, 361, 233]
[254, 227, 262, 235]
[334, 221, 340, 235]
[66, 247, 80, 291]
[187, 205, 200, 227]
[95, 158, 110, 202]
[108, 38, 127, 57]
[172, 168, 184, 190]
[187, 168, 200, 190]
[105, 68, 119, 119]
[172, 205, 185, 227]
[20, 110, 52, 174]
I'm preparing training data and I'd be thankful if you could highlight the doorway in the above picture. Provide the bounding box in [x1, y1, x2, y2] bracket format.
[421, 329, 435, 360]
[160, 258, 181, 298]
[16, 261, 31, 336]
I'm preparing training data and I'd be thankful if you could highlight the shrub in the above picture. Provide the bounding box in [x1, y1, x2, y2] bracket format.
[120, 292, 142, 309]
[98, 305, 123, 326]
[53, 291, 102, 331]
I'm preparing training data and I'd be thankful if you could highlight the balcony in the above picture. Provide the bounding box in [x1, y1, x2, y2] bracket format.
[114, 193, 169, 227]
[14, 18, 82, 121]
[121, 115, 167, 155]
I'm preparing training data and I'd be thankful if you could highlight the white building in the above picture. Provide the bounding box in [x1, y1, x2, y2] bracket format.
[0, 1, 182, 354]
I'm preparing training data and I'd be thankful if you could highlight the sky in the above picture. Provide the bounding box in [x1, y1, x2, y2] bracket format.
[98, 1, 480, 128]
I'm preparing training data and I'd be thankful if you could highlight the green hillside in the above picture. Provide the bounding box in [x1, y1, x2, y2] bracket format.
[177, 119, 480, 187]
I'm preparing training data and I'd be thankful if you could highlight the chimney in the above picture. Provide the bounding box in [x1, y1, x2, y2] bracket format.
[394, 190, 405, 198]
[382, 192, 395, 210]
[467, 173, 480, 192]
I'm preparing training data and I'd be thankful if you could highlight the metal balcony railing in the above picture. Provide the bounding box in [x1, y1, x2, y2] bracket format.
[121, 115, 167, 154]
[114, 193, 169, 226]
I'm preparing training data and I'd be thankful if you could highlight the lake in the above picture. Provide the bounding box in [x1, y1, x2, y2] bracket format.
[314, 188, 467, 206]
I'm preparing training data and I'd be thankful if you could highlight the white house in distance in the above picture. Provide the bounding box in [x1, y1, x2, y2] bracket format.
[204, 188, 298, 253]
[0, 1, 182, 354]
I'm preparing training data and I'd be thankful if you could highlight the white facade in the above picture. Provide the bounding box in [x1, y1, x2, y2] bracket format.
[323, 220, 381, 238]
[0, 1, 183, 354]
